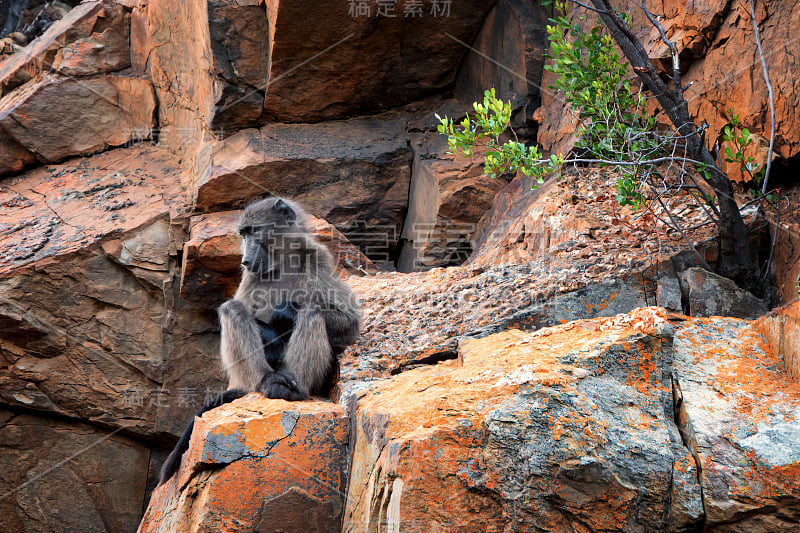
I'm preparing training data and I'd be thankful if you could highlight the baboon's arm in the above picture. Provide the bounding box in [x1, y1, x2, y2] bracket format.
[324, 307, 361, 350]
[282, 305, 333, 396]
[219, 299, 271, 391]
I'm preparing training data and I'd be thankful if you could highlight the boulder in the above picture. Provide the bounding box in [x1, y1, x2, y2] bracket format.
[0, 73, 156, 164]
[0, 145, 231, 530]
[207, 0, 269, 132]
[468, 174, 562, 266]
[343, 308, 703, 531]
[139, 395, 349, 533]
[680, 267, 768, 319]
[0, 145, 180, 274]
[51, 3, 131, 77]
[261, 0, 496, 122]
[673, 315, 800, 530]
[338, 256, 659, 402]
[0, 1, 114, 93]
[0, 146, 224, 441]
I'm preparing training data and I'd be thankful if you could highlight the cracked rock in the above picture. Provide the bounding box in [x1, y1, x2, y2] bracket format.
[139, 395, 349, 533]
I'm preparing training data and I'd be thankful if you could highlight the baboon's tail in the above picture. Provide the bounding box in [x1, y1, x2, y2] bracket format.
[157, 389, 247, 486]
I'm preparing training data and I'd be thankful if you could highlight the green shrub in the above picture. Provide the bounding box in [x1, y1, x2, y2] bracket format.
[437, 2, 765, 212]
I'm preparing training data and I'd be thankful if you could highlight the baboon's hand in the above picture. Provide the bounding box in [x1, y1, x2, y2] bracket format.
[219, 299, 249, 320]
[258, 370, 308, 401]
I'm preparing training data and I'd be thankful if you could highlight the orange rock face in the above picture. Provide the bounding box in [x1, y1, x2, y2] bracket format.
[341, 305, 800, 531]
[0, 73, 156, 164]
[344, 308, 704, 531]
[139, 395, 349, 533]
[673, 310, 800, 530]
[681, 2, 800, 169]
[0, 1, 108, 92]
[0, 1, 152, 170]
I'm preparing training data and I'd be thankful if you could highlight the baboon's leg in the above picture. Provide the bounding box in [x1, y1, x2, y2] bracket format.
[282, 305, 333, 396]
[219, 299, 270, 391]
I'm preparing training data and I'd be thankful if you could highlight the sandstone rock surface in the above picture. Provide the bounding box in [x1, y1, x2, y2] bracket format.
[0, 0, 797, 531]
[138, 306, 800, 532]
[196, 117, 413, 261]
[207, 0, 269, 132]
[139, 395, 349, 533]
[681, 1, 800, 168]
[344, 307, 704, 532]
[673, 312, 800, 530]
[337, 166, 742, 399]
[0, 73, 155, 164]
[0, 146, 197, 441]
[455, 0, 549, 129]
[261, 0, 496, 122]
[399, 134, 508, 271]
[755, 302, 800, 380]
[0, 409, 150, 533]
[0, 1, 118, 92]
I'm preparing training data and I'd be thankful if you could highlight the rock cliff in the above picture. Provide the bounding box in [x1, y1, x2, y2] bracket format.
[0, 0, 797, 532]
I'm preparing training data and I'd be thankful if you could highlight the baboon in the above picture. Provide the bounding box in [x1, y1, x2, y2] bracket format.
[158, 197, 361, 485]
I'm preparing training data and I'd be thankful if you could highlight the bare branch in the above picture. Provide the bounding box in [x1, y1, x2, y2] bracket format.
[636, 1, 681, 94]
[748, 0, 776, 195]
[569, 0, 608, 14]
[649, 184, 713, 270]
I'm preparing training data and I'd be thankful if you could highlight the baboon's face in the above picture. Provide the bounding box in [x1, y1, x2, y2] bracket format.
[238, 198, 298, 274]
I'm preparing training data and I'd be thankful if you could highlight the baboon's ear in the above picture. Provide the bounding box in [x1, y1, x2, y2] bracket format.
[274, 198, 297, 224]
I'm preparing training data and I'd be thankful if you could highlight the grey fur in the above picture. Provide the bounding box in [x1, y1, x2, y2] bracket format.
[221, 197, 361, 399]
